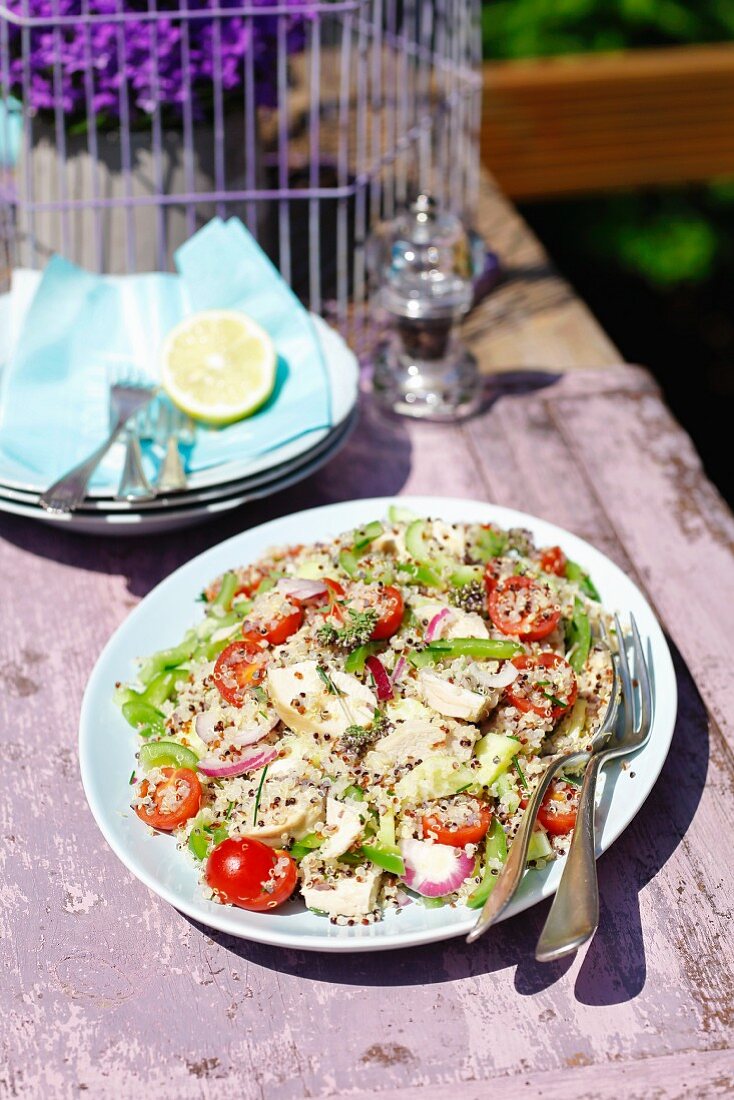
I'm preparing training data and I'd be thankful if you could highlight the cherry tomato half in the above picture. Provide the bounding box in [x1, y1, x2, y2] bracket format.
[488, 575, 561, 642]
[369, 585, 405, 640]
[134, 767, 202, 831]
[242, 599, 303, 647]
[206, 837, 298, 911]
[422, 801, 492, 847]
[539, 546, 567, 577]
[506, 652, 578, 722]
[537, 781, 579, 836]
[213, 640, 269, 707]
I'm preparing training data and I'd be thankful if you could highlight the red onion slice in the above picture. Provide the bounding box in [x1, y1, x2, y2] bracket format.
[198, 746, 278, 778]
[425, 607, 452, 642]
[399, 838, 474, 897]
[276, 578, 328, 602]
[365, 654, 393, 701]
[195, 711, 219, 744]
[230, 714, 279, 748]
[390, 656, 407, 686]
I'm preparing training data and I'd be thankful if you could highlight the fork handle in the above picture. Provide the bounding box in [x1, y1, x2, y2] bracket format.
[534, 751, 606, 962]
[466, 749, 589, 944]
[39, 415, 127, 513]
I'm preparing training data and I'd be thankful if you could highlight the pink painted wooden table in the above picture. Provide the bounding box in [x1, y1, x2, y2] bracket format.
[2, 187, 733, 1098]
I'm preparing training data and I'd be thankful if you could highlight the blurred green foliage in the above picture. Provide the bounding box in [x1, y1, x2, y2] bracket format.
[482, 0, 734, 59]
[481, 1, 734, 287]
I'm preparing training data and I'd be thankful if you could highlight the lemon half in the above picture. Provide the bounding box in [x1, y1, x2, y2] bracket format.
[161, 310, 276, 425]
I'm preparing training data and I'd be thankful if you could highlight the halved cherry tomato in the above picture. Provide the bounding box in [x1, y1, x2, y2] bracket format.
[537, 781, 579, 836]
[506, 652, 578, 721]
[539, 546, 567, 577]
[134, 767, 202, 831]
[422, 801, 492, 846]
[213, 640, 269, 707]
[242, 599, 303, 647]
[206, 837, 298, 911]
[369, 585, 405, 640]
[488, 575, 561, 641]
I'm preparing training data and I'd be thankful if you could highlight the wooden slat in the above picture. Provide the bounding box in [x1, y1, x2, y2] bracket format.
[481, 44, 734, 198]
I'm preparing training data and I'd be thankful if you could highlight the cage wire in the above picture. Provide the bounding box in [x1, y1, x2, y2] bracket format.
[0, 0, 481, 347]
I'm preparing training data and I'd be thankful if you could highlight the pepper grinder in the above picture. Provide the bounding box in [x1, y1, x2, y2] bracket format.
[368, 194, 481, 420]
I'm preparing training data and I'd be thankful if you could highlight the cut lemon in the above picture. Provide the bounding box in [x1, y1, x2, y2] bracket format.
[161, 310, 276, 425]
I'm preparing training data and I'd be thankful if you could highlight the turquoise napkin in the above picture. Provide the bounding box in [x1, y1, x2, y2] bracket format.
[0, 217, 332, 491]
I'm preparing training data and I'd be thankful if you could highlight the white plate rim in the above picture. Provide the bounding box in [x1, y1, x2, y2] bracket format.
[0, 412, 357, 535]
[0, 406, 357, 512]
[79, 496, 677, 952]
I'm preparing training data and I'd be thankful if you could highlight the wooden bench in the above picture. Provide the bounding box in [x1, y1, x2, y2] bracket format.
[481, 43, 734, 198]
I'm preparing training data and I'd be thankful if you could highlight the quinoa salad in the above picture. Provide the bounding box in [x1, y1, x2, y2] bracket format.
[118, 507, 614, 925]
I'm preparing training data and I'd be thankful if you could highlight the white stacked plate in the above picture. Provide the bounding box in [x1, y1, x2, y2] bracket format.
[0, 315, 359, 535]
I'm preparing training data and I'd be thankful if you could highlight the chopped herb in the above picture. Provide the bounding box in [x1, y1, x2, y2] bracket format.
[317, 607, 379, 649]
[563, 774, 583, 788]
[252, 765, 269, 826]
[316, 665, 343, 695]
[536, 680, 551, 687]
[339, 712, 387, 758]
[455, 782, 473, 793]
[513, 756, 529, 791]
[225, 801, 235, 820]
[128, 770, 137, 785]
[542, 691, 568, 709]
[251, 685, 268, 705]
[196, 591, 208, 603]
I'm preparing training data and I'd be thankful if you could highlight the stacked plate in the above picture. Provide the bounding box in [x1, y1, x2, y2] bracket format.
[0, 315, 359, 536]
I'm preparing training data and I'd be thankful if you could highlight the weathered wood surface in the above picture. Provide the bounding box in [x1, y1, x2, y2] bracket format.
[2, 361, 733, 1099]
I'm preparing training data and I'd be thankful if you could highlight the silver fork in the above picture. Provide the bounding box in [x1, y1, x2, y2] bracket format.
[39, 380, 157, 514]
[116, 368, 157, 501]
[466, 629, 620, 944]
[534, 613, 652, 962]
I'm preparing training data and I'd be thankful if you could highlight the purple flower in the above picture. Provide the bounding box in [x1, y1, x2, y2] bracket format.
[4, 0, 312, 123]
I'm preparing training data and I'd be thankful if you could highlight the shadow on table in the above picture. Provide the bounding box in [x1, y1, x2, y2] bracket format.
[196, 641, 707, 1006]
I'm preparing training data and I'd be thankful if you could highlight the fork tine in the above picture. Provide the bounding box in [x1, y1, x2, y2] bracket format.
[630, 614, 652, 733]
[614, 613, 636, 735]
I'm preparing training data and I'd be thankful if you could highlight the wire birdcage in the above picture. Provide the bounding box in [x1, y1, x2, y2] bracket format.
[0, 0, 482, 346]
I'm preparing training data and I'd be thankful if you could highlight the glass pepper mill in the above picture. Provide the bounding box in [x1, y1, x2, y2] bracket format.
[368, 194, 481, 420]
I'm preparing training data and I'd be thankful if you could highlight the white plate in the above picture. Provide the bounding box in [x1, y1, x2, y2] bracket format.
[79, 497, 677, 952]
[0, 411, 357, 535]
[0, 311, 358, 496]
[0, 405, 356, 512]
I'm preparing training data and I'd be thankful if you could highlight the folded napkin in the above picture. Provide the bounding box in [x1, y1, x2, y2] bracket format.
[0, 217, 332, 491]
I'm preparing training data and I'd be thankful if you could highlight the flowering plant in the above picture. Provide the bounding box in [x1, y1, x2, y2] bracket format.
[4, 0, 310, 125]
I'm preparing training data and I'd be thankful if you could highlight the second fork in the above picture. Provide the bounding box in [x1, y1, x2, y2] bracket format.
[534, 613, 652, 962]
